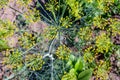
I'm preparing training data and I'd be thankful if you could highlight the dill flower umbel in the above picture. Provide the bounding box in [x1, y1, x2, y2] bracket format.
[0, 19, 16, 38]
[3, 50, 23, 69]
[95, 32, 112, 53]
[93, 16, 108, 30]
[45, 0, 59, 12]
[83, 50, 94, 63]
[18, 32, 36, 49]
[43, 26, 57, 40]
[56, 45, 71, 60]
[24, 8, 40, 23]
[78, 27, 92, 41]
[94, 61, 109, 80]
[25, 54, 44, 71]
[66, 0, 82, 19]
[59, 16, 72, 28]
[109, 18, 120, 36]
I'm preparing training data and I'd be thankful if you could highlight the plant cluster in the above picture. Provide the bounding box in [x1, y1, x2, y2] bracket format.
[0, 0, 120, 80]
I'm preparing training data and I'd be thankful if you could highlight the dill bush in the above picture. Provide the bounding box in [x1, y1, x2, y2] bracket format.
[0, 0, 120, 80]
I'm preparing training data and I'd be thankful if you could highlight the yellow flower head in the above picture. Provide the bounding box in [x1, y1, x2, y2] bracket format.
[25, 54, 44, 71]
[56, 45, 71, 60]
[96, 32, 112, 53]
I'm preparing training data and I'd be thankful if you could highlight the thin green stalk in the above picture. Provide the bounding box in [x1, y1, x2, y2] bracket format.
[60, 5, 67, 19]
[52, 11, 58, 25]
[58, 0, 61, 17]
[40, 13, 53, 24]
[37, 0, 57, 25]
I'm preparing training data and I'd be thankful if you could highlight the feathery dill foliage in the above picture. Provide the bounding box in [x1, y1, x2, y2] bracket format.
[0, 0, 120, 80]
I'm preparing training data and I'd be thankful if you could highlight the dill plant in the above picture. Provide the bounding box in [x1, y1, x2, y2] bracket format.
[0, 0, 120, 80]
